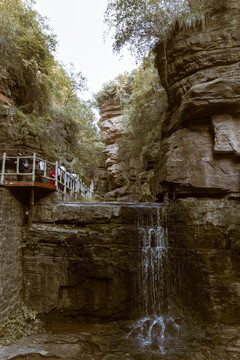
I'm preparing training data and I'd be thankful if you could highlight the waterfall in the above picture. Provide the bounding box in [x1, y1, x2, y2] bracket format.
[127, 205, 180, 354]
[137, 206, 168, 317]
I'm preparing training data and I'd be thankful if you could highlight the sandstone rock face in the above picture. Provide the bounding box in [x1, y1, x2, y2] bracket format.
[151, 124, 240, 196]
[152, 1, 240, 197]
[0, 79, 43, 155]
[21, 193, 240, 327]
[212, 114, 240, 156]
[166, 198, 240, 324]
[0, 188, 23, 322]
[23, 199, 164, 321]
[0, 81, 17, 152]
[98, 100, 143, 201]
[151, 0, 240, 327]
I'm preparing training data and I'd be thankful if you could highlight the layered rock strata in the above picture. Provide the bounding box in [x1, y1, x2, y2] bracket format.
[22, 198, 163, 321]
[166, 198, 240, 324]
[152, 0, 240, 197]
[98, 100, 143, 201]
[0, 78, 42, 155]
[151, 0, 240, 327]
[0, 188, 23, 322]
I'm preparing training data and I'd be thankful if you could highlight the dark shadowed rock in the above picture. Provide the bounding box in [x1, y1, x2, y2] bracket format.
[23, 201, 164, 321]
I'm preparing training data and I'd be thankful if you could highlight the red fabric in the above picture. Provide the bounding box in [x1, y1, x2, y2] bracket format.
[51, 170, 55, 185]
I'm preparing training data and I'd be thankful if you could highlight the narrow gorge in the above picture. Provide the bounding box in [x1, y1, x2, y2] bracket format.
[0, 1, 240, 359]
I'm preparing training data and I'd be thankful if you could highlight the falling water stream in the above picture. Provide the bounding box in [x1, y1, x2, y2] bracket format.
[126, 205, 180, 355]
[124, 204, 210, 358]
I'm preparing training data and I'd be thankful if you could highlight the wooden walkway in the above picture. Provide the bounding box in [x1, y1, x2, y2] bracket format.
[1, 152, 93, 197]
[4, 181, 56, 190]
[1, 152, 94, 228]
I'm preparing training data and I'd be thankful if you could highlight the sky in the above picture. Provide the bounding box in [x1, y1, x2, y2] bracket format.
[33, 0, 136, 100]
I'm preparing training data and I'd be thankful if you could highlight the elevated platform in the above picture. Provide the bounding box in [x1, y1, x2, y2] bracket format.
[3, 181, 56, 228]
[4, 181, 56, 191]
[1, 152, 93, 228]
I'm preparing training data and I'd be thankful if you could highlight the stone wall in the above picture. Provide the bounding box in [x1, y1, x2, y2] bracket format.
[0, 187, 24, 322]
[22, 200, 157, 321]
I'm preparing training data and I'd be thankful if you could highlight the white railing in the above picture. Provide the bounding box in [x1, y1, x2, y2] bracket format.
[0, 152, 94, 199]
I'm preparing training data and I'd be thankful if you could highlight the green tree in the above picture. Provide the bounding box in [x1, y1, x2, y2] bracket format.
[0, 0, 103, 184]
[48, 63, 87, 110]
[104, 0, 208, 58]
[95, 71, 132, 107]
[96, 57, 167, 165]
[0, 0, 57, 110]
[120, 56, 167, 162]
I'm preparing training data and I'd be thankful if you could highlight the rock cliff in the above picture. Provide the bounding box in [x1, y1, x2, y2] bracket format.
[0, 78, 87, 165]
[98, 99, 143, 201]
[0, 78, 22, 153]
[152, 0, 240, 198]
[151, 0, 240, 327]
[22, 198, 164, 321]
[0, 2, 240, 356]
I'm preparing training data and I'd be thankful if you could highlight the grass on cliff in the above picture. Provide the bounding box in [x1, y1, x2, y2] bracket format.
[0, 304, 40, 346]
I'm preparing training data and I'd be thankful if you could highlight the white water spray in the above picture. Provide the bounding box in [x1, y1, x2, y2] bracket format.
[128, 205, 179, 353]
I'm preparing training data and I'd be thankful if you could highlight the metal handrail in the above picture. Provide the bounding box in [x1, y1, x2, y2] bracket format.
[0, 152, 94, 198]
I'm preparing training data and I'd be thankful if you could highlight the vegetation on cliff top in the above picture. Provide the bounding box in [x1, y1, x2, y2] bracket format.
[99, 0, 209, 166]
[104, 0, 208, 59]
[96, 56, 167, 169]
[121, 57, 167, 163]
[0, 0, 103, 183]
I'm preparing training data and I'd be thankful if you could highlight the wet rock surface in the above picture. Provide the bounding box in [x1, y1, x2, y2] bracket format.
[0, 188, 23, 322]
[0, 322, 239, 360]
[21, 197, 239, 334]
[23, 201, 164, 321]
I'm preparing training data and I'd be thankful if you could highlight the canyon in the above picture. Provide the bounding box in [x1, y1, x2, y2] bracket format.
[0, 0, 240, 359]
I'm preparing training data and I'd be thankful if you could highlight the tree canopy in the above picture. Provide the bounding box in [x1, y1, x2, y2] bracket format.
[104, 0, 208, 59]
[122, 57, 167, 159]
[0, 0, 103, 184]
[0, 0, 56, 109]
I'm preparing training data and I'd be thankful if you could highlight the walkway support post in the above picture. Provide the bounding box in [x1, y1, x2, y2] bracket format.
[90, 180, 94, 198]
[55, 161, 58, 188]
[32, 153, 36, 182]
[28, 187, 34, 228]
[16, 155, 19, 175]
[1, 152, 6, 184]
[64, 169, 67, 193]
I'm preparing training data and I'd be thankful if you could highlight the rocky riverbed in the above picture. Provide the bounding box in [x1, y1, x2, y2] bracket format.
[0, 321, 240, 360]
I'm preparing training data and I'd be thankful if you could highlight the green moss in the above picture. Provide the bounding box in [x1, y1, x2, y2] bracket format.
[59, 224, 79, 229]
[198, 249, 213, 254]
[216, 275, 240, 281]
[21, 226, 42, 250]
